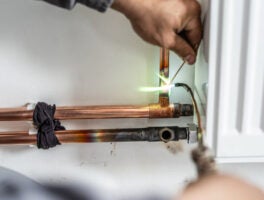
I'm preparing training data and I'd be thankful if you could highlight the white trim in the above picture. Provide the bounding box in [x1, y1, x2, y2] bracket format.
[216, 157, 264, 164]
[206, 0, 264, 163]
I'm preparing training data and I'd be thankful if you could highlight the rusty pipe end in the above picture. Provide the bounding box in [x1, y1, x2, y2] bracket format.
[149, 103, 193, 118]
[173, 103, 194, 117]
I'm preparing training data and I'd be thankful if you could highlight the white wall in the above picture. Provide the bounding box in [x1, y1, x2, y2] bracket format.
[0, 0, 263, 199]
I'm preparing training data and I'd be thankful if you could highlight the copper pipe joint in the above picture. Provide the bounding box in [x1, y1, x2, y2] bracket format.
[149, 103, 174, 118]
[158, 95, 170, 107]
[149, 103, 193, 118]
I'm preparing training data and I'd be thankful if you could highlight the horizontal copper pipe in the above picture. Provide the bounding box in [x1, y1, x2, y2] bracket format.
[0, 103, 193, 121]
[0, 127, 189, 146]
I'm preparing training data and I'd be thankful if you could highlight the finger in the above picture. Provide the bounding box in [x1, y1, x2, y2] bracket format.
[131, 23, 159, 46]
[169, 34, 196, 64]
[184, 17, 203, 50]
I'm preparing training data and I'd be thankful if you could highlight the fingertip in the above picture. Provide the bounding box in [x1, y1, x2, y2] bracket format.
[171, 34, 197, 64]
[184, 54, 196, 65]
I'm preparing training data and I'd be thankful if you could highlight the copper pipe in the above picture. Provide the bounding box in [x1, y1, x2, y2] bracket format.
[0, 49, 195, 122]
[159, 48, 170, 107]
[0, 103, 193, 121]
[0, 126, 189, 146]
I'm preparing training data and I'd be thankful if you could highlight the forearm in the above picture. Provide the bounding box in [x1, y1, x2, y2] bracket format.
[43, 0, 114, 12]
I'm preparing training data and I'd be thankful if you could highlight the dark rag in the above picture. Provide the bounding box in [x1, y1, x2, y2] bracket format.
[33, 102, 65, 149]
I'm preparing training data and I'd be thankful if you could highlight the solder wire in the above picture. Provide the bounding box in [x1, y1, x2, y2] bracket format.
[169, 60, 186, 85]
[169, 44, 199, 85]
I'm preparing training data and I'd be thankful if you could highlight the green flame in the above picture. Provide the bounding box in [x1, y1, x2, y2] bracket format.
[139, 85, 174, 92]
[139, 73, 173, 93]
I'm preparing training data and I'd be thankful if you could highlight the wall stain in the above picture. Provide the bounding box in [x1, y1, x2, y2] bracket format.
[165, 141, 183, 154]
[110, 142, 117, 156]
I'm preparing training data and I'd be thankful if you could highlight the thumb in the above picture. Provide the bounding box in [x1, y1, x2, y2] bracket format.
[170, 34, 196, 64]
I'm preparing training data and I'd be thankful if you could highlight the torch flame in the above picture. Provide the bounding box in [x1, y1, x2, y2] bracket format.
[139, 73, 173, 92]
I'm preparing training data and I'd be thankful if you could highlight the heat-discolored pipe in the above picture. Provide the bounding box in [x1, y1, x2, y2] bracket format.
[0, 126, 189, 146]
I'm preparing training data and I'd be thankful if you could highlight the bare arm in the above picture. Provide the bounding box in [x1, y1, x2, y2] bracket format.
[179, 174, 264, 200]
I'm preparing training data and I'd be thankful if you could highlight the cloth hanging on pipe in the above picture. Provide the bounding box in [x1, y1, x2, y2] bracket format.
[33, 102, 65, 149]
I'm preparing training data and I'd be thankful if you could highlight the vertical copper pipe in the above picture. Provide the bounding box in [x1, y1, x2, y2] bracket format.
[159, 48, 170, 107]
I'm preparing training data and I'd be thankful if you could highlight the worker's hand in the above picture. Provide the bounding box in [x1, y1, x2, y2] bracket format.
[178, 174, 264, 200]
[112, 0, 202, 64]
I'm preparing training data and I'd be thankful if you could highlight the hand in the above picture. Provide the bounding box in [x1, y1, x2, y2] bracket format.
[112, 0, 202, 64]
[179, 174, 264, 200]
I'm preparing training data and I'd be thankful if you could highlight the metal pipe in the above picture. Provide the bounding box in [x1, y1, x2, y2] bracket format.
[159, 48, 170, 106]
[0, 49, 196, 123]
[0, 103, 193, 121]
[0, 126, 189, 146]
